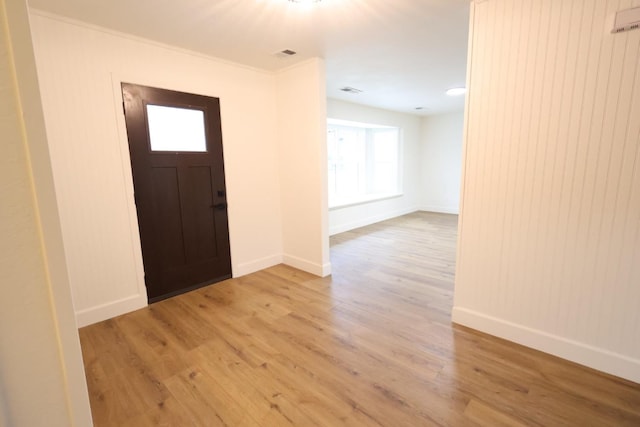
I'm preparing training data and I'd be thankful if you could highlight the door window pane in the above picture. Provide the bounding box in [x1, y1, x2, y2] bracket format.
[147, 104, 207, 152]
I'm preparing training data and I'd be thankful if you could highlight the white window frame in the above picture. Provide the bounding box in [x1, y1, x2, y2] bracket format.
[327, 118, 403, 209]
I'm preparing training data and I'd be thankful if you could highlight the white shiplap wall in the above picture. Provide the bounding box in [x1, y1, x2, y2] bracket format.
[454, 0, 640, 382]
[29, 11, 285, 326]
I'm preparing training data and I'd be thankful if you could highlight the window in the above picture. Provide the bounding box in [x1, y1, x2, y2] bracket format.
[146, 104, 207, 152]
[327, 119, 401, 208]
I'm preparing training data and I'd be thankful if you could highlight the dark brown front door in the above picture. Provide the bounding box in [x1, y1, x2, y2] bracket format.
[122, 83, 231, 303]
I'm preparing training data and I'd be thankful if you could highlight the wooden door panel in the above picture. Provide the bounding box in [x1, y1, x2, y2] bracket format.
[149, 166, 186, 267]
[182, 165, 217, 263]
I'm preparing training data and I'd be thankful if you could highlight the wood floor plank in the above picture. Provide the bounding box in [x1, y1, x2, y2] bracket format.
[79, 212, 640, 426]
[164, 366, 262, 427]
[463, 399, 529, 427]
[119, 397, 197, 427]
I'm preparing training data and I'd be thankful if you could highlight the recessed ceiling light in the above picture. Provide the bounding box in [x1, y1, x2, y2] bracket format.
[446, 87, 467, 96]
[289, 0, 321, 3]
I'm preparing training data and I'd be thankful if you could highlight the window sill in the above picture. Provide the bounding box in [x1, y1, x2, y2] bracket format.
[329, 193, 404, 210]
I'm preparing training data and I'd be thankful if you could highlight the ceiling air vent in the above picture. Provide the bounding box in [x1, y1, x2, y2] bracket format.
[340, 87, 363, 94]
[274, 49, 297, 59]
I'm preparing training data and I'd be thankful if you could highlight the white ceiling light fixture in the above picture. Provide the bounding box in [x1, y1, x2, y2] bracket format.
[289, 0, 322, 3]
[446, 87, 467, 96]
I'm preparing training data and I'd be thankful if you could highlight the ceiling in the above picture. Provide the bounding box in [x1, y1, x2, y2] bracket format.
[28, 0, 470, 116]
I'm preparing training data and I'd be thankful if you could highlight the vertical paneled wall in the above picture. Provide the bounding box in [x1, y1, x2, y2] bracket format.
[454, 0, 640, 382]
[29, 12, 284, 326]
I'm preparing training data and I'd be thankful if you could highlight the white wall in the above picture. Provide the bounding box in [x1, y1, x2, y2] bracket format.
[419, 111, 464, 214]
[455, 0, 640, 383]
[326, 99, 421, 235]
[0, 0, 91, 424]
[277, 60, 331, 276]
[29, 11, 285, 326]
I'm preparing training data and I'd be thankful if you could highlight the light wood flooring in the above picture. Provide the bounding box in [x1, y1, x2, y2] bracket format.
[79, 212, 640, 426]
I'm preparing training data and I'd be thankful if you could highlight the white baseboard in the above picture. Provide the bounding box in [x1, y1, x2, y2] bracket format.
[419, 205, 459, 214]
[76, 294, 148, 327]
[329, 206, 419, 236]
[233, 254, 283, 278]
[74, 253, 326, 327]
[283, 254, 331, 277]
[452, 307, 640, 384]
[321, 262, 332, 277]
